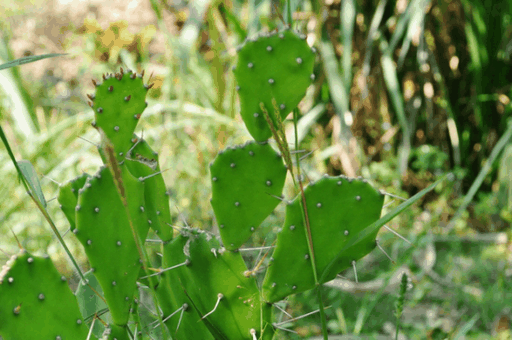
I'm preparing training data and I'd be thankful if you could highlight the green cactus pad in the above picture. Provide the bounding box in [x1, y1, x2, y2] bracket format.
[58, 173, 90, 231]
[0, 250, 88, 340]
[89, 69, 149, 159]
[210, 141, 287, 250]
[234, 30, 315, 141]
[156, 239, 215, 340]
[75, 270, 111, 338]
[262, 176, 384, 303]
[75, 164, 150, 326]
[125, 135, 173, 241]
[160, 231, 274, 340]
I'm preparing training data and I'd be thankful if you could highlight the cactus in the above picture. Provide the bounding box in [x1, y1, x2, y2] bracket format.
[124, 135, 173, 241]
[234, 30, 315, 141]
[0, 23, 442, 340]
[210, 141, 287, 250]
[0, 250, 88, 339]
[261, 176, 385, 302]
[88, 69, 149, 160]
[74, 164, 150, 327]
[159, 230, 274, 340]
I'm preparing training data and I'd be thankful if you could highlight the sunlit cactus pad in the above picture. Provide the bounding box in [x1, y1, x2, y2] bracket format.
[0, 250, 88, 340]
[160, 230, 274, 340]
[262, 176, 385, 302]
[57, 172, 90, 231]
[210, 141, 287, 250]
[234, 29, 315, 141]
[125, 134, 173, 241]
[89, 68, 150, 159]
[74, 165, 150, 326]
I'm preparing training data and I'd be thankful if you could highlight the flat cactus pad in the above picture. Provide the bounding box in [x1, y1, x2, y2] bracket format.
[210, 141, 287, 250]
[234, 29, 315, 141]
[262, 176, 384, 302]
[0, 251, 88, 340]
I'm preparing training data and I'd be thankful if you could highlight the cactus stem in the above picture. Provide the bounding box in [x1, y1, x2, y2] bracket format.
[383, 225, 412, 245]
[352, 260, 358, 283]
[376, 240, 396, 264]
[201, 293, 223, 320]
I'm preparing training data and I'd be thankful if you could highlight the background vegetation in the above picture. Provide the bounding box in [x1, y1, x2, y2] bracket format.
[1, 0, 511, 338]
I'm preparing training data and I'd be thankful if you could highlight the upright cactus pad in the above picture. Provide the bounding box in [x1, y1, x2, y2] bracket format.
[125, 135, 173, 242]
[262, 176, 385, 303]
[57, 172, 90, 231]
[89, 69, 149, 160]
[210, 141, 287, 250]
[75, 164, 150, 326]
[234, 30, 315, 141]
[161, 231, 274, 340]
[0, 251, 88, 339]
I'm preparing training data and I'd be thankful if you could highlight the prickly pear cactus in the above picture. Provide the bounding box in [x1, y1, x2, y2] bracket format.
[262, 176, 385, 302]
[124, 135, 173, 241]
[0, 250, 88, 339]
[210, 141, 287, 250]
[88, 69, 149, 160]
[74, 165, 150, 326]
[160, 230, 274, 340]
[234, 29, 315, 141]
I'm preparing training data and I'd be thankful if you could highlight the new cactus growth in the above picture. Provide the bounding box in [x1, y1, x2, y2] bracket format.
[0, 250, 88, 339]
[210, 141, 287, 250]
[89, 69, 149, 160]
[234, 30, 315, 141]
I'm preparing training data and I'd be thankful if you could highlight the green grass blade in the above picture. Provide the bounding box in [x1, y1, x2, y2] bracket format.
[361, 0, 388, 98]
[17, 160, 47, 209]
[0, 53, 67, 71]
[320, 174, 448, 283]
[379, 38, 411, 176]
[340, 0, 355, 89]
